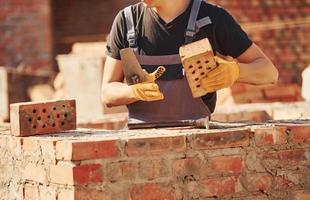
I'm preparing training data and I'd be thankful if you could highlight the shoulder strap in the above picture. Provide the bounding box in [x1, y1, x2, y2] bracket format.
[124, 6, 138, 52]
[185, 0, 203, 44]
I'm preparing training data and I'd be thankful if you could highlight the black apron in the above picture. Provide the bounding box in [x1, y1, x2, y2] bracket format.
[124, 0, 213, 122]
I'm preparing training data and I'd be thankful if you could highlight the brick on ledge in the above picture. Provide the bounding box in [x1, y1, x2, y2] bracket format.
[10, 99, 76, 136]
[56, 139, 120, 161]
[278, 124, 310, 144]
[263, 84, 301, 100]
[125, 135, 186, 157]
[212, 110, 270, 122]
[192, 128, 250, 150]
[254, 126, 288, 147]
[50, 164, 103, 185]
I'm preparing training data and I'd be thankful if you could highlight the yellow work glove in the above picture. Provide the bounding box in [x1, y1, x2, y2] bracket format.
[131, 66, 166, 101]
[200, 56, 240, 93]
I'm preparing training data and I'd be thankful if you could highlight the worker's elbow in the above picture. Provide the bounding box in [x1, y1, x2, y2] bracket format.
[101, 87, 113, 108]
[268, 64, 279, 84]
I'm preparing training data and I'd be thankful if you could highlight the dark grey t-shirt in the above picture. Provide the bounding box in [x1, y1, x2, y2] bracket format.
[105, 1, 252, 113]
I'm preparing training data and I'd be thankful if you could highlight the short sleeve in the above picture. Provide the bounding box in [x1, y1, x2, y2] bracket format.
[105, 10, 127, 60]
[214, 8, 253, 58]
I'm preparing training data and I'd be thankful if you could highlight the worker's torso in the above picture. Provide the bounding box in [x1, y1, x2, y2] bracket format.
[124, 0, 220, 122]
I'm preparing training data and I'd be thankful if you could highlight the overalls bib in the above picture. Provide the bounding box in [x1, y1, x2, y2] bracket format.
[124, 0, 213, 122]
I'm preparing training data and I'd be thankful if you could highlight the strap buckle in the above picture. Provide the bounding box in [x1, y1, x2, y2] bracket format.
[127, 31, 138, 48]
[185, 29, 196, 37]
[184, 29, 196, 44]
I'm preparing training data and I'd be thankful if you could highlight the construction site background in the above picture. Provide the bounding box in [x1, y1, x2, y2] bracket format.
[1, 1, 310, 200]
[0, 0, 309, 123]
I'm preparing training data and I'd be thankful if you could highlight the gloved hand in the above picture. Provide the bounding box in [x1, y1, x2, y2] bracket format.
[200, 56, 240, 93]
[131, 66, 166, 101]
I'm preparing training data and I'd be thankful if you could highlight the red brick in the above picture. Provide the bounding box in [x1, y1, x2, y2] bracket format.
[286, 124, 310, 144]
[193, 129, 250, 150]
[231, 83, 247, 94]
[293, 191, 310, 200]
[130, 183, 175, 200]
[211, 113, 228, 122]
[23, 163, 47, 183]
[226, 113, 243, 122]
[254, 126, 287, 146]
[241, 111, 270, 122]
[274, 176, 291, 190]
[233, 90, 264, 104]
[262, 149, 307, 168]
[59, 188, 110, 200]
[105, 161, 136, 182]
[242, 174, 273, 192]
[209, 156, 244, 174]
[201, 176, 237, 197]
[263, 84, 299, 99]
[75, 188, 111, 200]
[50, 164, 103, 185]
[172, 158, 203, 178]
[138, 159, 169, 180]
[125, 135, 186, 156]
[225, 111, 269, 122]
[10, 99, 76, 136]
[56, 139, 119, 161]
[24, 184, 39, 200]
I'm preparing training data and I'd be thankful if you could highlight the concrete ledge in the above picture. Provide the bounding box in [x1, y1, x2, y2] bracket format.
[0, 120, 309, 200]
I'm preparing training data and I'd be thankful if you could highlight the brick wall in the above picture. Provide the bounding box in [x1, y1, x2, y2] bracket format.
[51, 0, 137, 55]
[1, 120, 310, 199]
[0, 0, 53, 71]
[210, 0, 310, 84]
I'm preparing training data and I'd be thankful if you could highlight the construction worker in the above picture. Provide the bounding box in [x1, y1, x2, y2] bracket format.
[101, 0, 278, 122]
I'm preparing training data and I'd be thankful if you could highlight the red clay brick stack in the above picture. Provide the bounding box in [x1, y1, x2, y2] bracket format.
[231, 83, 303, 104]
[208, 0, 310, 104]
[210, 0, 310, 84]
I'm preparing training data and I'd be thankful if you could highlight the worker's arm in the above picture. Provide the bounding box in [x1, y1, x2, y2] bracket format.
[101, 56, 137, 107]
[101, 56, 164, 107]
[237, 43, 279, 85]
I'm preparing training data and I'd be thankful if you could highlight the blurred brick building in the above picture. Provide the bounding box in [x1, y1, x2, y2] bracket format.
[0, 0, 310, 84]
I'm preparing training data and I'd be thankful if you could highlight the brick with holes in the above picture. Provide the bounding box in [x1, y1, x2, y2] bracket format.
[10, 99, 76, 136]
[179, 38, 217, 98]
